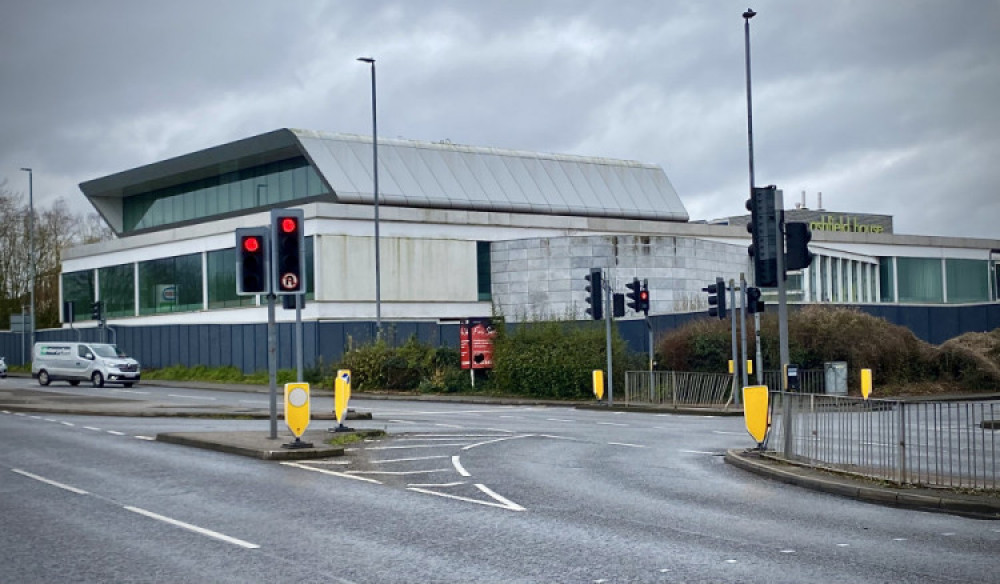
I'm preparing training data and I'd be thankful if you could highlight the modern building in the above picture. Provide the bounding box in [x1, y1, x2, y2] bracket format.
[60, 128, 999, 333]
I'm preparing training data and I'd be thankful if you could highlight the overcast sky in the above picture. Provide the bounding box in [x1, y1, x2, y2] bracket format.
[2, 0, 998, 239]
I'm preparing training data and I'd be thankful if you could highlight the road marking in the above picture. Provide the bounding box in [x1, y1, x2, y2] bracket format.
[608, 442, 645, 448]
[60, 421, 75, 427]
[680, 450, 717, 455]
[484, 427, 515, 433]
[110, 389, 149, 395]
[387, 419, 416, 424]
[546, 418, 575, 423]
[462, 434, 534, 450]
[124, 506, 259, 549]
[281, 462, 383, 484]
[452, 456, 471, 477]
[347, 469, 451, 476]
[406, 434, 503, 438]
[14, 412, 26, 416]
[407, 484, 525, 511]
[780, 549, 796, 554]
[83, 426, 102, 431]
[239, 400, 268, 405]
[12, 469, 89, 495]
[302, 460, 351, 465]
[893, 538, 907, 541]
[597, 421, 628, 427]
[135, 436, 155, 441]
[941, 532, 956, 536]
[712, 430, 744, 435]
[408, 481, 465, 488]
[43, 417, 57, 422]
[434, 423, 464, 429]
[725, 559, 738, 564]
[371, 455, 450, 464]
[106, 430, 126, 436]
[538, 434, 581, 441]
[836, 543, 850, 547]
[167, 394, 217, 401]
[364, 443, 470, 450]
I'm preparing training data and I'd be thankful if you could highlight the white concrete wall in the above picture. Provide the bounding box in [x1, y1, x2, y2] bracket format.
[317, 235, 478, 302]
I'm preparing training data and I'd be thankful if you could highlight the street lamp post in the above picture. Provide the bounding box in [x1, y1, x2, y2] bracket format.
[357, 56, 382, 338]
[20, 168, 35, 352]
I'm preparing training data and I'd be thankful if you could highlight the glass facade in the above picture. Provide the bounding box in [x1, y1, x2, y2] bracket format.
[207, 248, 256, 309]
[138, 254, 203, 315]
[99, 264, 135, 318]
[946, 259, 989, 303]
[122, 157, 325, 233]
[879, 257, 895, 302]
[896, 257, 943, 303]
[61, 270, 95, 321]
[477, 241, 492, 301]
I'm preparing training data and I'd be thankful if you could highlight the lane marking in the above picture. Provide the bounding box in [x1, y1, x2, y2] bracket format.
[281, 462, 382, 484]
[680, 450, 717, 455]
[14, 412, 26, 416]
[596, 422, 628, 427]
[387, 419, 416, 424]
[475, 484, 526, 511]
[347, 469, 451, 476]
[538, 434, 580, 441]
[371, 455, 450, 464]
[124, 506, 259, 549]
[43, 417, 57, 422]
[107, 430, 125, 436]
[780, 549, 796, 554]
[406, 484, 525, 511]
[83, 426, 102, 431]
[135, 436, 155, 441]
[300, 460, 351, 465]
[408, 481, 465, 488]
[363, 443, 470, 450]
[484, 427, 516, 433]
[712, 430, 744, 435]
[452, 456, 471, 477]
[167, 394, 217, 401]
[546, 418, 575, 423]
[109, 389, 149, 395]
[433, 423, 464, 429]
[608, 442, 645, 448]
[12, 469, 89, 495]
[462, 434, 534, 451]
[60, 421, 75, 427]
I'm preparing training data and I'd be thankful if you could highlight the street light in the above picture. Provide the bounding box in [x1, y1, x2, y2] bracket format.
[357, 56, 382, 337]
[20, 168, 35, 352]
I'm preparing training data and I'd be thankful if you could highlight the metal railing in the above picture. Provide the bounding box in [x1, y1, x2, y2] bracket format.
[623, 371, 732, 407]
[761, 369, 825, 394]
[767, 392, 1000, 490]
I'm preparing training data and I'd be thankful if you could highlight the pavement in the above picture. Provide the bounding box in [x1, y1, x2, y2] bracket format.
[2, 374, 997, 519]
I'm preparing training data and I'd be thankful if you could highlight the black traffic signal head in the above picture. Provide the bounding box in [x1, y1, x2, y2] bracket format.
[584, 268, 603, 320]
[271, 209, 305, 294]
[612, 293, 625, 318]
[91, 301, 103, 321]
[638, 281, 650, 316]
[236, 227, 270, 295]
[703, 276, 727, 320]
[747, 185, 781, 287]
[784, 222, 814, 271]
[625, 278, 641, 312]
[746, 286, 764, 314]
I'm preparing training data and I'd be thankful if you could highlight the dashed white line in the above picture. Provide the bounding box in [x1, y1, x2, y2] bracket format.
[134, 436, 155, 441]
[106, 430, 126, 436]
[462, 435, 533, 451]
[83, 426, 102, 432]
[347, 469, 451, 476]
[433, 423, 464, 429]
[597, 421, 628, 427]
[546, 418, 575, 423]
[371, 455, 450, 464]
[452, 455, 471, 477]
[12, 469, 89, 495]
[406, 484, 525, 511]
[680, 450, 717, 455]
[363, 443, 470, 450]
[43, 417, 57, 422]
[608, 442, 645, 448]
[408, 481, 465, 488]
[60, 421, 75, 427]
[281, 462, 383, 484]
[124, 506, 259, 549]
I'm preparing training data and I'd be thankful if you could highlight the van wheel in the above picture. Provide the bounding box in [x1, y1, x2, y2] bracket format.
[38, 370, 51, 386]
[69, 380, 80, 386]
[91, 372, 105, 388]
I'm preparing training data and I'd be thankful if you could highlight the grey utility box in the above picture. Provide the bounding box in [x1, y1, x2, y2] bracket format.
[824, 361, 848, 395]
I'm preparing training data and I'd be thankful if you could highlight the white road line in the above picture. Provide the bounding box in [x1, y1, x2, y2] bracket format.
[135, 436, 155, 441]
[346, 469, 451, 476]
[406, 434, 504, 438]
[408, 481, 465, 488]
[462, 434, 533, 451]
[167, 394, 217, 401]
[608, 442, 645, 448]
[301, 460, 351, 465]
[106, 430, 126, 436]
[475, 484, 526, 512]
[12, 469, 89, 495]
[712, 430, 744, 435]
[371, 455, 450, 464]
[538, 434, 581, 441]
[281, 462, 383, 484]
[110, 389, 149, 395]
[395, 437, 485, 442]
[60, 421, 75, 427]
[124, 506, 259, 549]
[434, 423, 464, 429]
[363, 443, 470, 450]
[43, 417, 57, 422]
[680, 450, 717, 455]
[83, 426, 102, 431]
[596, 422, 628, 427]
[452, 455, 471, 477]
[407, 485, 525, 511]
[387, 419, 416, 424]
[546, 418, 575, 423]
[484, 427, 516, 433]
[14, 412, 26, 416]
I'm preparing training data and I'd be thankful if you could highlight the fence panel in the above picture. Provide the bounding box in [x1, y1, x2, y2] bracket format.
[624, 371, 732, 407]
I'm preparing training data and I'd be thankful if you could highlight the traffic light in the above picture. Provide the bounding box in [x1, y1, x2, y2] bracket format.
[584, 268, 603, 321]
[747, 185, 781, 287]
[704, 277, 727, 320]
[236, 227, 270, 295]
[785, 222, 814, 271]
[612, 293, 625, 318]
[638, 281, 650, 316]
[625, 278, 641, 312]
[746, 286, 764, 314]
[91, 301, 102, 321]
[271, 209, 305, 295]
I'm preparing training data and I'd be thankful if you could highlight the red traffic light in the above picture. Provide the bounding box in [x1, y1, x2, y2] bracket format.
[242, 236, 261, 253]
[280, 217, 298, 234]
[639, 290, 649, 302]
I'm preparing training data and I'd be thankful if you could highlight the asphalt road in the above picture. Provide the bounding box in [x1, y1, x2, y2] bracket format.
[1, 381, 998, 583]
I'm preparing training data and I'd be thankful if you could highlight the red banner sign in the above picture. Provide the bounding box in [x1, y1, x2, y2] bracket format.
[460, 320, 496, 370]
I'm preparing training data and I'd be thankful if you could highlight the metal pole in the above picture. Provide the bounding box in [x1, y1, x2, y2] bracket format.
[267, 294, 278, 439]
[358, 57, 382, 338]
[775, 191, 790, 369]
[604, 273, 614, 407]
[729, 279, 738, 404]
[20, 168, 35, 351]
[740, 273, 749, 391]
[755, 312, 763, 385]
[295, 295, 303, 383]
[743, 9, 757, 194]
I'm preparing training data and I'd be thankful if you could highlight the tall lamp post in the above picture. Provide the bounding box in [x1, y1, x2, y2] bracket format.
[357, 56, 382, 338]
[20, 167, 35, 352]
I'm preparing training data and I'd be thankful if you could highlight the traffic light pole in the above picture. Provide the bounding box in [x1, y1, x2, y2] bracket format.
[267, 293, 278, 439]
[604, 275, 613, 407]
[729, 279, 738, 406]
[739, 273, 749, 391]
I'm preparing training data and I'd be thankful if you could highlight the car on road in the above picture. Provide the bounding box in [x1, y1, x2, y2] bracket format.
[0, 356, 7, 378]
[31, 342, 140, 388]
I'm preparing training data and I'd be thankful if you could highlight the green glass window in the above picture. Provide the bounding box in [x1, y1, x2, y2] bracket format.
[207, 248, 256, 309]
[945, 259, 989, 303]
[878, 257, 895, 302]
[477, 241, 492, 301]
[122, 157, 326, 233]
[305, 236, 315, 298]
[99, 264, 135, 318]
[896, 257, 943, 303]
[138, 253, 203, 314]
[61, 270, 95, 321]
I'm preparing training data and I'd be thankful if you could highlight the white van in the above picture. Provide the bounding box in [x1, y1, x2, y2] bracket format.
[32, 342, 141, 388]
